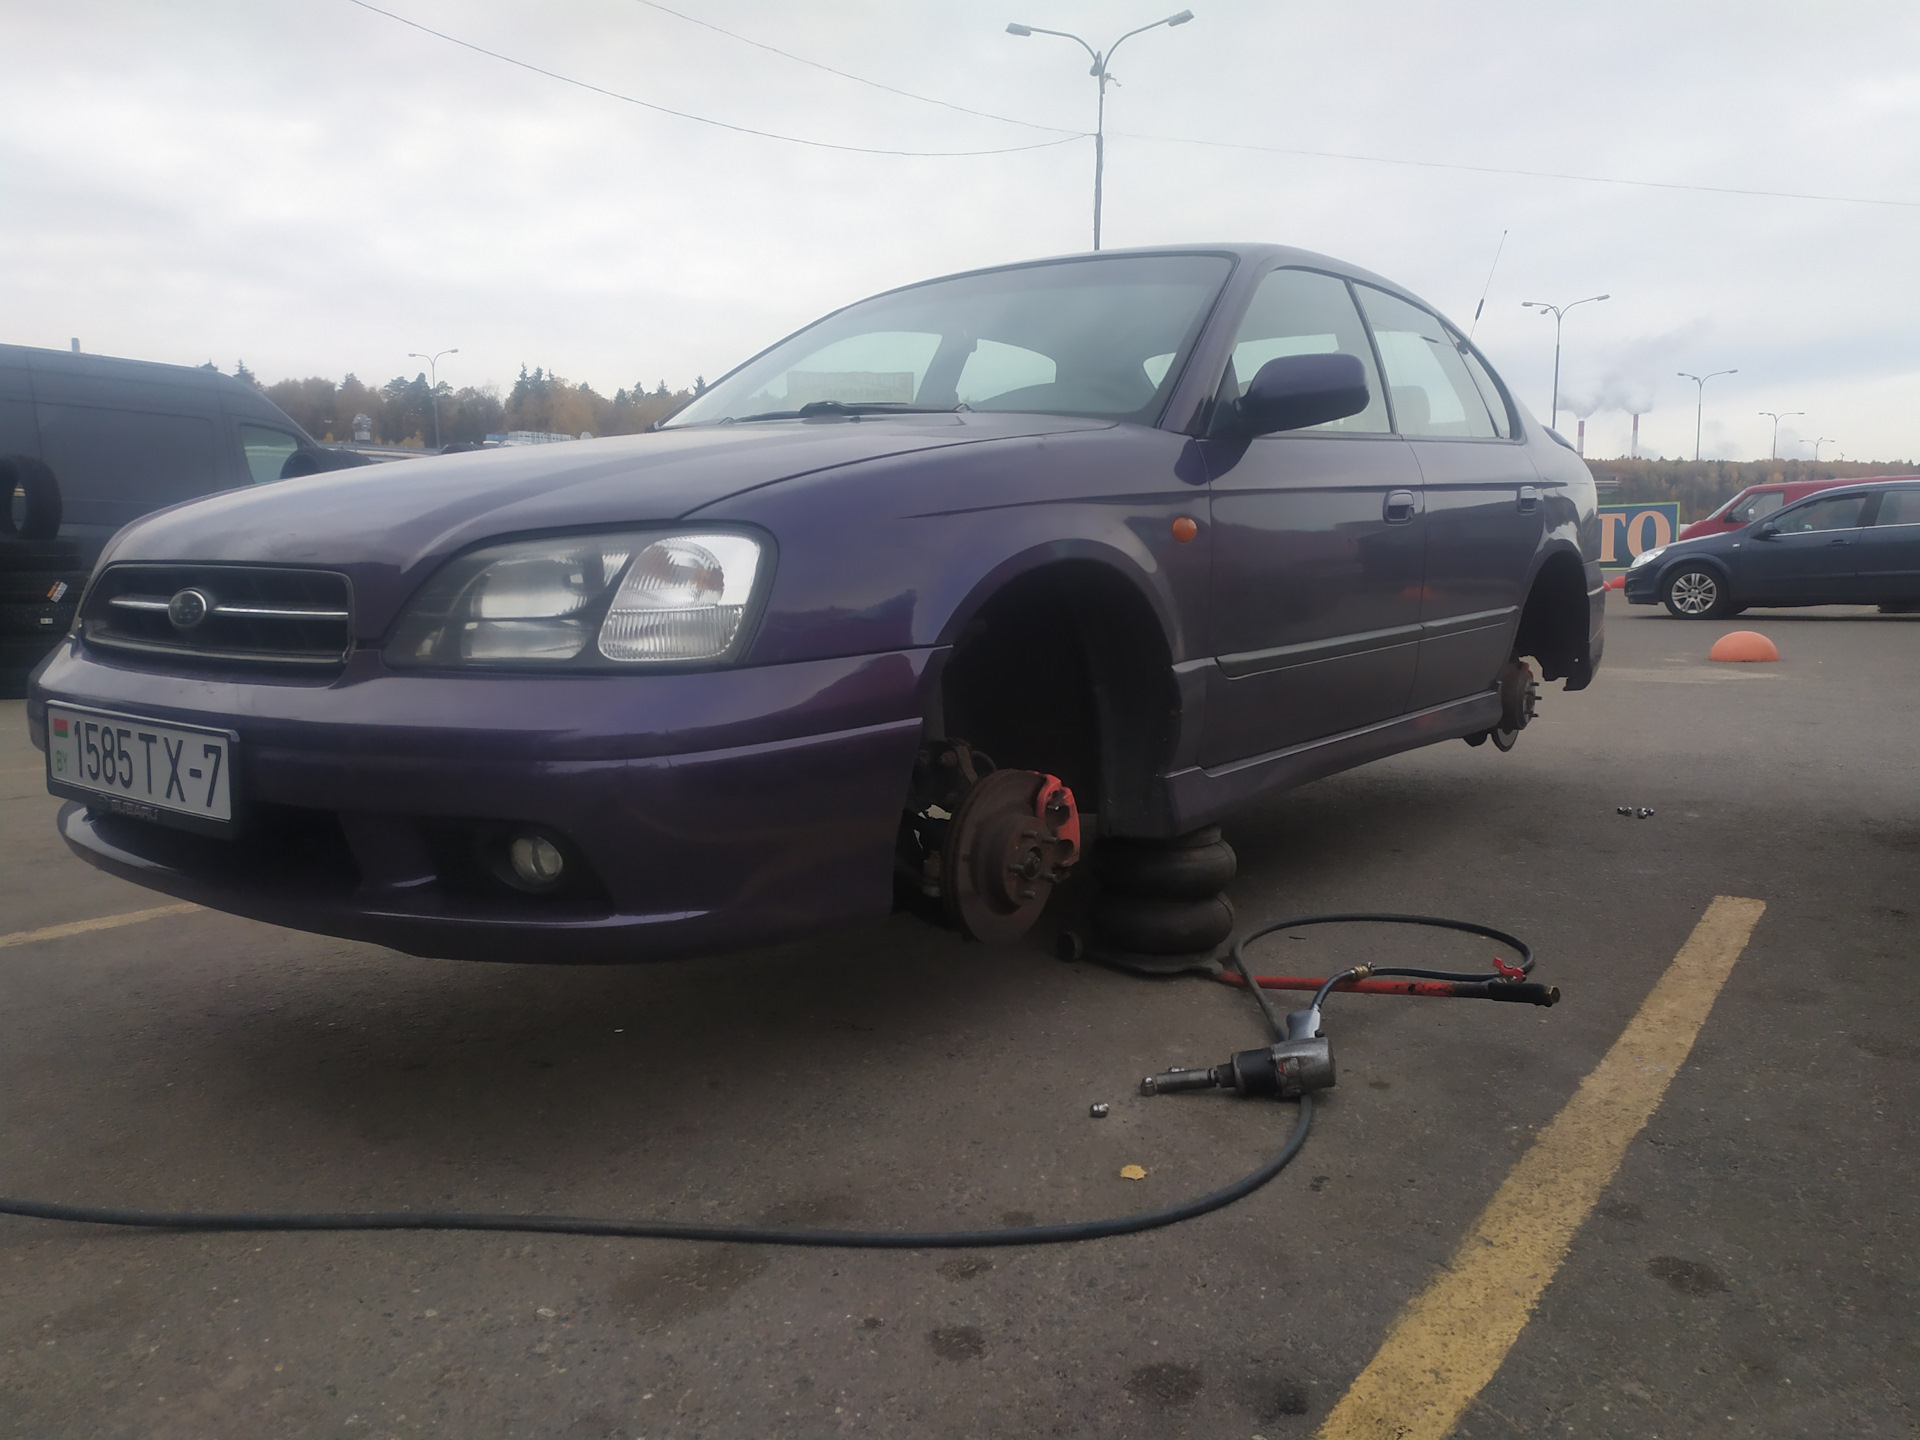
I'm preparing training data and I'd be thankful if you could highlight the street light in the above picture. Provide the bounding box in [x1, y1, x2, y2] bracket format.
[1677, 369, 1737, 462]
[1811, 436, 1835, 461]
[1758, 410, 1803, 461]
[407, 347, 459, 450]
[1519, 294, 1608, 431]
[1006, 10, 1194, 250]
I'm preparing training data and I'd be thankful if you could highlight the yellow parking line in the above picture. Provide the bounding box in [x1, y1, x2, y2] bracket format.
[1315, 895, 1767, 1440]
[0, 903, 201, 950]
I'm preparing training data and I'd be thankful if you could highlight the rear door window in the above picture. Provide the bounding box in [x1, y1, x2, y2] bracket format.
[1354, 286, 1499, 439]
[1872, 489, 1920, 526]
[239, 424, 303, 483]
[1455, 341, 1514, 438]
[1223, 268, 1390, 433]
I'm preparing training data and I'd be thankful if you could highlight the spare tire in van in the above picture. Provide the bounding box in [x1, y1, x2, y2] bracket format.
[1, 455, 63, 540]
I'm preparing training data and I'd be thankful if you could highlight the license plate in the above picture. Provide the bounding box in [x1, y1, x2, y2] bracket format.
[46, 705, 236, 831]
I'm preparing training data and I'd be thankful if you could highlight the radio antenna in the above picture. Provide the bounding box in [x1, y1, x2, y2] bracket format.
[1469, 229, 1508, 338]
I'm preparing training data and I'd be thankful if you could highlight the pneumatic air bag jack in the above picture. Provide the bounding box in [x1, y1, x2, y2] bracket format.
[1062, 826, 1240, 975]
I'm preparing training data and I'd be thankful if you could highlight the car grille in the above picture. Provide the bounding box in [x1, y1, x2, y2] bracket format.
[82, 564, 354, 669]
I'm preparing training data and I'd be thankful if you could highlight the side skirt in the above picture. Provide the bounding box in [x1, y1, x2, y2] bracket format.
[1156, 689, 1504, 834]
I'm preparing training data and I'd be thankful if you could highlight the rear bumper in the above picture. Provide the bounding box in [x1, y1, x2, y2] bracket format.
[31, 640, 932, 962]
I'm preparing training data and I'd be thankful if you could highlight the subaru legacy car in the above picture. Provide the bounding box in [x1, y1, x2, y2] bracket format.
[1626, 477, 1920, 616]
[29, 245, 1604, 962]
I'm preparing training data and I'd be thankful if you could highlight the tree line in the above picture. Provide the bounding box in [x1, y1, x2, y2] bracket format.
[226, 364, 706, 447]
[1588, 457, 1918, 518]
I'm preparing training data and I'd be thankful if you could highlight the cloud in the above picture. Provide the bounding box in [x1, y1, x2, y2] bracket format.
[3, 0, 1917, 461]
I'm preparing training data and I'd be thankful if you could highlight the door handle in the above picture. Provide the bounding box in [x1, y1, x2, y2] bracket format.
[1828, 537, 1850, 545]
[1384, 489, 1416, 524]
[1516, 485, 1540, 514]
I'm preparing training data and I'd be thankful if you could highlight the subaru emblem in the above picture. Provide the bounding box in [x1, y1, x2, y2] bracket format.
[167, 588, 214, 630]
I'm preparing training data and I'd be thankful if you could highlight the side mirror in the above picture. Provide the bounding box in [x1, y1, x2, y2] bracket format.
[1753, 521, 1780, 540]
[1233, 352, 1370, 436]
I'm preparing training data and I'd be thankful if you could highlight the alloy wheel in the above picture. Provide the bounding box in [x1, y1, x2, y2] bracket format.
[1669, 571, 1718, 615]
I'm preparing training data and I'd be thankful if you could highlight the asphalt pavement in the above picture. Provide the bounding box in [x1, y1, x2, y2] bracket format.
[2, 592, 1915, 1440]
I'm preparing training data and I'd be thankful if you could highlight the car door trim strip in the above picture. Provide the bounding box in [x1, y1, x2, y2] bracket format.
[1217, 623, 1422, 678]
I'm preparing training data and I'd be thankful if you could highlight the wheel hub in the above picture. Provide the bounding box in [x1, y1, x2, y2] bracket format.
[942, 769, 1081, 943]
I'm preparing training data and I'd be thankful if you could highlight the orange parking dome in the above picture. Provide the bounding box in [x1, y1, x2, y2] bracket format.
[1709, 630, 1780, 663]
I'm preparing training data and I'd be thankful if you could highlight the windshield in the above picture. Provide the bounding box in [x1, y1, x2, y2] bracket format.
[664, 254, 1233, 428]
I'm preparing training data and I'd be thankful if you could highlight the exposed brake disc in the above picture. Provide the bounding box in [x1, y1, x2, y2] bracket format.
[941, 768, 1082, 943]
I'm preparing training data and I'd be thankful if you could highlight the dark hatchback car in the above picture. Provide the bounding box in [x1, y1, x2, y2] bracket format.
[1624, 479, 1920, 617]
[28, 245, 1604, 962]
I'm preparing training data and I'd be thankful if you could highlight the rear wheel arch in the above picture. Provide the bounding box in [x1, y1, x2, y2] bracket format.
[1513, 546, 1594, 689]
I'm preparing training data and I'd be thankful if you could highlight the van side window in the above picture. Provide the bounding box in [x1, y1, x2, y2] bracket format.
[240, 425, 303, 484]
[35, 404, 217, 514]
[1727, 491, 1784, 523]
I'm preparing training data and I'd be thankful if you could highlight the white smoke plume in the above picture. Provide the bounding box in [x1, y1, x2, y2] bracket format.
[1561, 320, 1712, 419]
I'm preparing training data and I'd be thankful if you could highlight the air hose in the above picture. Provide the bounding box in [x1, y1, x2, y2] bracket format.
[0, 913, 1546, 1248]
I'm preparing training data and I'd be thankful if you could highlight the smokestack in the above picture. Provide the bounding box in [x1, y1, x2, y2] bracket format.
[1630, 413, 1640, 459]
[70, 338, 81, 353]
[1576, 419, 1586, 457]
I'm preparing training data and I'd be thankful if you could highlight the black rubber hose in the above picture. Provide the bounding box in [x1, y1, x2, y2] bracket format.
[0, 1097, 1311, 1248]
[1, 912, 1534, 1247]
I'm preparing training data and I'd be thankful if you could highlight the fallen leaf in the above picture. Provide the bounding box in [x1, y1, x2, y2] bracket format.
[1120, 1164, 1147, 1180]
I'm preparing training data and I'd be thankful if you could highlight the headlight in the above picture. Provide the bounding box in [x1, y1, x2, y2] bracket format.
[387, 530, 766, 668]
[1628, 545, 1667, 570]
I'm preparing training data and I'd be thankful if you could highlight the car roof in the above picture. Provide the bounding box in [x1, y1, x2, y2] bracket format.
[855, 243, 1456, 330]
[1777, 477, 1920, 504]
[1743, 476, 1903, 494]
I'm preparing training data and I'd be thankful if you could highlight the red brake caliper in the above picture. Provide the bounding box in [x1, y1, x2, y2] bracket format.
[1034, 774, 1082, 874]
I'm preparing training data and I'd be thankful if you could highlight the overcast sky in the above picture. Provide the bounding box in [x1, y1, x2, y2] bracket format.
[6, 0, 1917, 461]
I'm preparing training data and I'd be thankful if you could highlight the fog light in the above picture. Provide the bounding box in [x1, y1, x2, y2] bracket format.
[508, 834, 565, 890]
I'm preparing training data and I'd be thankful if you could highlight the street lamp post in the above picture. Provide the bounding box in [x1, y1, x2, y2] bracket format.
[1519, 294, 1608, 431]
[1758, 410, 1803, 461]
[1811, 437, 1834, 462]
[1677, 369, 1737, 462]
[407, 347, 459, 450]
[1006, 10, 1194, 250]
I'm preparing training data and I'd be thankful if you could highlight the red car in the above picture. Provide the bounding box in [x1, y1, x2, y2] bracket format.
[1679, 478, 1873, 540]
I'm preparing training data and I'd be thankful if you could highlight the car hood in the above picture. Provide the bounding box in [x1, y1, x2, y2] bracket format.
[102, 413, 1107, 637]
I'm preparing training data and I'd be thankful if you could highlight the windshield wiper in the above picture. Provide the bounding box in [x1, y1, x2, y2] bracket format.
[722, 400, 969, 424]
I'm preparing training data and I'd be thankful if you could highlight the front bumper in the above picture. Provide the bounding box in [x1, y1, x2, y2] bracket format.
[30, 640, 932, 962]
[1622, 565, 1660, 604]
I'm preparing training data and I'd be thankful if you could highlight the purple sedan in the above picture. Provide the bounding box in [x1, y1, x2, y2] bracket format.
[28, 246, 1604, 962]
